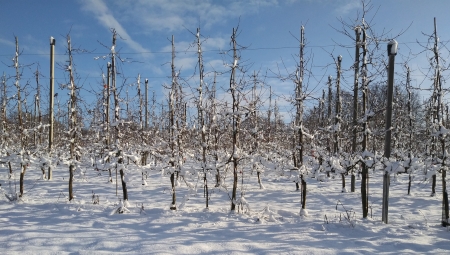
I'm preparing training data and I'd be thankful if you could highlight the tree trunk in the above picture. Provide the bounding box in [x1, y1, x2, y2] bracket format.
[442, 168, 449, 226]
[230, 27, 239, 212]
[432, 174, 436, 196]
[301, 176, 306, 209]
[257, 171, 263, 189]
[170, 172, 176, 210]
[19, 164, 27, 197]
[8, 161, 12, 179]
[108, 168, 112, 182]
[204, 173, 209, 209]
[48, 165, 52, 181]
[442, 190, 449, 226]
[361, 164, 369, 218]
[119, 168, 128, 202]
[41, 166, 46, 180]
[407, 173, 412, 195]
[231, 162, 238, 211]
[141, 151, 148, 166]
[69, 164, 74, 201]
[215, 168, 220, 187]
[360, 28, 369, 216]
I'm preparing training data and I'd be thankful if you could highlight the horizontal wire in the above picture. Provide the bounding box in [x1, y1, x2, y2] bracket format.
[0, 40, 447, 57]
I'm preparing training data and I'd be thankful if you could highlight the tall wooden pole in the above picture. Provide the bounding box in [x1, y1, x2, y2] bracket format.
[48, 37, 55, 180]
[361, 28, 369, 215]
[145, 78, 149, 129]
[382, 39, 398, 224]
[352, 27, 361, 154]
[431, 17, 449, 226]
[106, 62, 111, 149]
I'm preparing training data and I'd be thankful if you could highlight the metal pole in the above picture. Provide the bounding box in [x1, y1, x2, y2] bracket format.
[382, 39, 398, 224]
[145, 79, 148, 129]
[48, 36, 55, 180]
[49, 37, 55, 151]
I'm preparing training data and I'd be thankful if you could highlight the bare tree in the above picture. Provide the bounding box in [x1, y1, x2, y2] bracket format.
[169, 35, 178, 210]
[66, 34, 77, 201]
[230, 27, 240, 212]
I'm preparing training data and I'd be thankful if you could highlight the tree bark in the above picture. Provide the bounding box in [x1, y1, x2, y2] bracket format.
[69, 164, 74, 201]
[301, 176, 306, 209]
[170, 172, 176, 210]
[257, 171, 263, 189]
[407, 172, 412, 195]
[341, 173, 346, 192]
[204, 173, 209, 209]
[432, 174, 436, 196]
[19, 164, 27, 197]
[361, 164, 369, 217]
[119, 168, 128, 202]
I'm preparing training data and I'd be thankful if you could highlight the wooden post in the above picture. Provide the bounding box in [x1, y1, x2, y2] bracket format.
[431, 18, 449, 226]
[361, 28, 369, 215]
[352, 27, 361, 154]
[382, 39, 398, 224]
[145, 78, 148, 130]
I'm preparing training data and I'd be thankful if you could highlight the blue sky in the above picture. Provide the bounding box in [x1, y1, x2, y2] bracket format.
[1, 0, 450, 122]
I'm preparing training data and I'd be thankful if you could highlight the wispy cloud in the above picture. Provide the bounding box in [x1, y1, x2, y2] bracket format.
[0, 38, 15, 47]
[334, 0, 361, 16]
[78, 0, 150, 55]
[109, 0, 280, 33]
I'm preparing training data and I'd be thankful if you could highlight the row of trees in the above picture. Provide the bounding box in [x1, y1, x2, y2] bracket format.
[0, 2, 448, 225]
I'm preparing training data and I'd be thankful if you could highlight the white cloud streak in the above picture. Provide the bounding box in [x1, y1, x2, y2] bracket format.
[0, 38, 15, 47]
[110, 0, 281, 33]
[78, 0, 150, 55]
[334, 0, 361, 16]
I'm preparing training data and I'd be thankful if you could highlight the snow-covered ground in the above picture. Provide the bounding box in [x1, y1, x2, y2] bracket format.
[0, 161, 449, 254]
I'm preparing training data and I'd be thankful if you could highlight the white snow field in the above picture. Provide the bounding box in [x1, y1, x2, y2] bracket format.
[1, 160, 449, 254]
